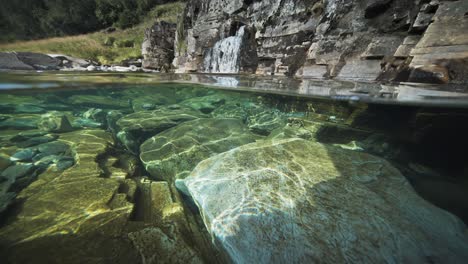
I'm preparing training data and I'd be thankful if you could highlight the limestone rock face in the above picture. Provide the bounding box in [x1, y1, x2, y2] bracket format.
[182, 138, 468, 263]
[142, 21, 177, 71]
[140, 118, 260, 181]
[409, 1, 468, 84]
[174, 0, 468, 84]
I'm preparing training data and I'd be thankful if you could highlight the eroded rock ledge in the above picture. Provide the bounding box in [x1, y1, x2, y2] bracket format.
[173, 0, 468, 84]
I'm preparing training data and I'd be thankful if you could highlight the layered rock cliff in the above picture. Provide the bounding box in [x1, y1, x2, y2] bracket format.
[170, 0, 467, 84]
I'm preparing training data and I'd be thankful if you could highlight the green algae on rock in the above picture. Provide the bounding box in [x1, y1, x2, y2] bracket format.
[0, 129, 212, 264]
[181, 138, 468, 263]
[140, 118, 261, 181]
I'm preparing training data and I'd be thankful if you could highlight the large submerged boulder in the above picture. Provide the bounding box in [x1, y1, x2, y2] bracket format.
[140, 118, 261, 181]
[181, 138, 468, 263]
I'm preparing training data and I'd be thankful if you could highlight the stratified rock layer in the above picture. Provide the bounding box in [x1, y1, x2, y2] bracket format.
[174, 0, 468, 84]
[142, 21, 177, 71]
[182, 138, 468, 263]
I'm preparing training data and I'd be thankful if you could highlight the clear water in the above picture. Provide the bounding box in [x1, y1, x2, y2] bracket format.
[0, 72, 467, 263]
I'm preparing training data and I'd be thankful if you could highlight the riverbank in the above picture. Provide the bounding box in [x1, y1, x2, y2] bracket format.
[0, 2, 184, 66]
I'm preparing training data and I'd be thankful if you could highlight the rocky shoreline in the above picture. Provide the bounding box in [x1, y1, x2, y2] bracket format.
[1, 0, 466, 84]
[0, 51, 154, 73]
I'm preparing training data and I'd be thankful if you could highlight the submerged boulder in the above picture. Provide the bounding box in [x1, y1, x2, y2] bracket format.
[181, 138, 468, 263]
[0, 129, 213, 263]
[0, 114, 39, 130]
[69, 95, 130, 109]
[116, 106, 205, 138]
[38, 111, 73, 132]
[140, 118, 261, 181]
[180, 94, 227, 114]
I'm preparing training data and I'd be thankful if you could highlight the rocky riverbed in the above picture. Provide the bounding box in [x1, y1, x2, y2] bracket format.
[0, 82, 468, 263]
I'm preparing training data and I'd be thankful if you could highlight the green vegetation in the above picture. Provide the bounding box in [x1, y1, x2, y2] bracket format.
[0, 2, 185, 65]
[0, 0, 185, 42]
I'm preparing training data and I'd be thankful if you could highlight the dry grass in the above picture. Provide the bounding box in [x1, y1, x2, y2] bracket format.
[0, 2, 185, 65]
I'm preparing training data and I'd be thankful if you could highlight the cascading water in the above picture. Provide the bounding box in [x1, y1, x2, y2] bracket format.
[204, 26, 245, 73]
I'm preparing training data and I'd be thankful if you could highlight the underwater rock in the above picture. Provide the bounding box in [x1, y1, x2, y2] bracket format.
[181, 138, 468, 263]
[69, 95, 130, 109]
[55, 157, 75, 171]
[106, 110, 124, 135]
[72, 118, 103, 129]
[0, 192, 15, 214]
[116, 106, 205, 138]
[268, 118, 371, 144]
[120, 87, 179, 112]
[14, 104, 46, 114]
[10, 148, 36, 162]
[82, 108, 108, 124]
[37, 141, 71, 156]
[247, 109, 286, 136]
[128, 227, 203, 264]
[0, 154, 12, 171]
[117, 131, 139, 154]
[15, 134, 58, 148]
[181, 94, 227, 114]
[33, 154, 75, 171]
[38, 111, 73, 132]
[128, 180, 205, 264]
[212, 103, 250, 122]
[33, 155, 61, 169]
[0, 128, 212, 263]
[0, 114, 39, 130]
[140, 118, 261, 181]
[1, 163, 35, 180]
[141, 103, 156, 110]
[10, 130, 47, 141]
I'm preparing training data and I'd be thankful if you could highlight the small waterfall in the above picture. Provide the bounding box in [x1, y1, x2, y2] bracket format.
[204, 26, 246, 73]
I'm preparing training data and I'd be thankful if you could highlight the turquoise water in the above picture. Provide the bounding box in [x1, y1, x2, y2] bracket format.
[0, 73, 467, 263]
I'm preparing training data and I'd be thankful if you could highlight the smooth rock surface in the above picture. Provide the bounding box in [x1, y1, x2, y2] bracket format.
[15, 52, 61, 70]
[182, 138, 468, 263]
[0, 129, 211, 263]
[0, 52, 34, 70]
[140, 118, 260, 181]
[38, 111, 73, 132]
[117, 106, 205, 136]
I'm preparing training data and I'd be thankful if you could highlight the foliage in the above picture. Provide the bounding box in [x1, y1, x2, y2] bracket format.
[0, 0, 184, 42]
[0, 2, 186, 65]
